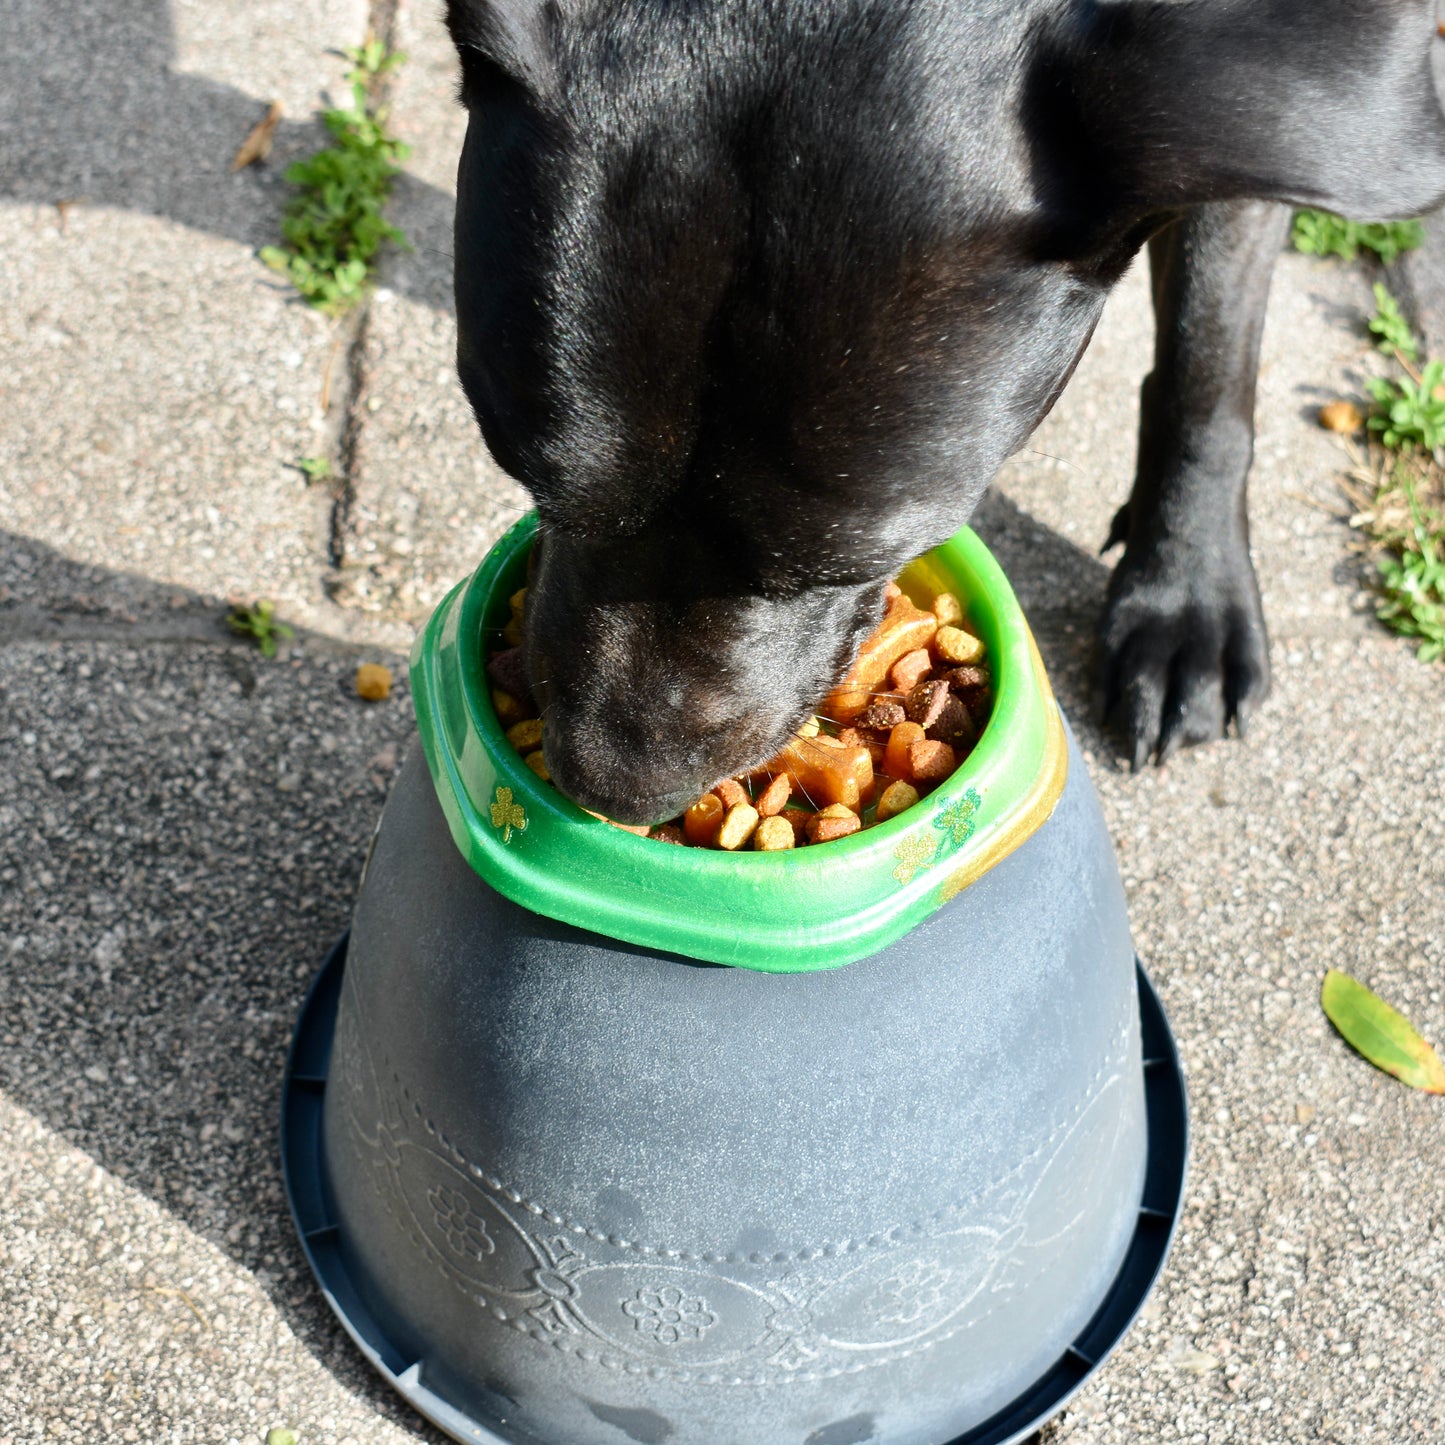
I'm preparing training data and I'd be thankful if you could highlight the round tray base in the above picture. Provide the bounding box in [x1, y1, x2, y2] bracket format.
[281, 934, 1188, 1445]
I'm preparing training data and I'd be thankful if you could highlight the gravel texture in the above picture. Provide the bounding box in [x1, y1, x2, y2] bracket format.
[3, 1, 1443, 1442]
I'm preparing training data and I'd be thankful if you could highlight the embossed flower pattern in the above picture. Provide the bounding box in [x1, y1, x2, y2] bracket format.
[429, 1184, 495, 1261]
[870, 1259, 953, 1326]
[622, 1285, 717, 1345]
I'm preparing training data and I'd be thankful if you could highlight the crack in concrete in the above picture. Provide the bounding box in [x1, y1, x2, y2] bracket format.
[323, 0, 406, 594]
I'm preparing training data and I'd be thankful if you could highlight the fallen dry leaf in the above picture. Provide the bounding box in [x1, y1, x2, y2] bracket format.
[1321, 969, 1445, 1094]
[232, 100, 283, 171]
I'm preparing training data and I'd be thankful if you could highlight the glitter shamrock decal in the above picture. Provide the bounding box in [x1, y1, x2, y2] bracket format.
[934, 787, 983, 846]
[489, 785, 527, 843]
[892, 833, 938, 885]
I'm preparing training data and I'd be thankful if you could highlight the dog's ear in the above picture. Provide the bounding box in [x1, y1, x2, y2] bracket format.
[1035, 0, 1445, 233]
[446, 0, 560, 104]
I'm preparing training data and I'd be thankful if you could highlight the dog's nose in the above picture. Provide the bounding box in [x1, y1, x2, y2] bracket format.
[541, 726, 711, 827]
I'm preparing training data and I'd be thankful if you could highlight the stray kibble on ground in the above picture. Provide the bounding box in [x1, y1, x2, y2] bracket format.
[355, 662, 393, 701]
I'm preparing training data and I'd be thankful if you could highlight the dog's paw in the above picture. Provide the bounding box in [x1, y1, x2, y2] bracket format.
[1098, 539, 1270, 770]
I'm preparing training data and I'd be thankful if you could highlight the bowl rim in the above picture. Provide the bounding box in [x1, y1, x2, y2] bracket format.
[409, 512, 1067, 970]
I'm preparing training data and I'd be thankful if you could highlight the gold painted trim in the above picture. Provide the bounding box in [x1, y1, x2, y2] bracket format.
[939, 632, 1069, 902]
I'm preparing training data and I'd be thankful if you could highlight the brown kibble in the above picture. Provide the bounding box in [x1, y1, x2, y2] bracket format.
[944, 664, 990, 693]
[1318, 400, 1364, 434]
[875, 779, 920, 823]
[355, 662, 393, 701]
[524, 749, 550, 781]
[753, 815, 796, 851]
[856, 701, 906, 730]
[714, 777, 750, 810]
[806, 804, 861, 844]
[683, 793, 726, 845]
[927, 694, 976, 747]
[650, 824, 687, 845]
[755, 772, 793, 817]
[933, 625, 985, 665]
[931, 591, 964, 627]
[904, 679, 950, 729]
[716, 802, 761, 851]
[780, 808, 813, 842]
[506, 718, 544, 751]
[884, 721, 926, 779]
[486, 646, 534, 709]
[889, 647, 933, 695]
[909, 738, 957, 783]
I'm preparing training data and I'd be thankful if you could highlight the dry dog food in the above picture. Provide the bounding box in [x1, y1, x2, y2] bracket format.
[488, 578, 993, 850]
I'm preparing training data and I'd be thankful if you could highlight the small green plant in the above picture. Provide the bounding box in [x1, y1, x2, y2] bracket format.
[1363, 286, 1445, 451]
[227, 598, 295, 658]
[260, 39, 410, 315]
[1291, 209, 1425, 265]
[1367, 282, 1419, 362]
[293, 454, 333, 482]
[1365, 362, 1445, 451]
[1372, 469, 1445, 662]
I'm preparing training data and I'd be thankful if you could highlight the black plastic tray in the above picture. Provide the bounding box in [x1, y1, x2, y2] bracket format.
[282, 934, 1188, 1445]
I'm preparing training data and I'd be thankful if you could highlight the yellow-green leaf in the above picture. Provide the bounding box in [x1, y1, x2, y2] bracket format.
[1321, 970, 1445, 1094]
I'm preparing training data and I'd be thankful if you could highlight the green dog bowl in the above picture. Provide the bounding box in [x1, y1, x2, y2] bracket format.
[409, 513, 1067, 971]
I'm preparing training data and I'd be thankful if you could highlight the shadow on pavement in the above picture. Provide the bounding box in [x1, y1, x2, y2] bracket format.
[0, 0, 456, 314]
[0, 502, 1114, 1442]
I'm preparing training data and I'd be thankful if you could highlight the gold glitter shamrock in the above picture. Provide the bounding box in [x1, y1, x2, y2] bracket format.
[489, 785, 527, 843]
[934, 788, 983, 846]
[892, 833, 938, 886]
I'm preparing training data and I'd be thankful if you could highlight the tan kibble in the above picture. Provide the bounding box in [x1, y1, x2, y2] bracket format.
[796, 716, 822, 739]
[933, 625, 985, 665]
[524, 749, 550, 781]
[1318, 400, 1364, 434]
[753, 815, 796, 851]
[492, 688, 528, 726]
[506, 718, 544, 751]
[650, 824, 688, 845]
[355, 662, 393, 701]
[875, 779, 921, 823]
[716, 802, 761, 851]
[931, 591, 964, 627]
[503, 587, 528, 647]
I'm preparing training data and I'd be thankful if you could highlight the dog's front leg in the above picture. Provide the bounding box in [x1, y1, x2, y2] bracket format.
[1099, 199, 1292, 769]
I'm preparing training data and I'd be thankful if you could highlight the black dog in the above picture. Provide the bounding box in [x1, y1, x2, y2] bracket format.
[444, 0, 1445, 824]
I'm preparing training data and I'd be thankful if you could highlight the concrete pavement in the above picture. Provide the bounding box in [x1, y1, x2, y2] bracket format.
[2, 3, 1442, 1442]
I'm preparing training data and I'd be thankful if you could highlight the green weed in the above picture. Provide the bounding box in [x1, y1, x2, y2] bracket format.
[227, 599, 295, 658]
[1367, 282, 1418, 362]
[1370, 466, 1445, 663]
[1291, 209, 1425, 265]
[260, 39, 410, 315]
[293, 454, 333, 483]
